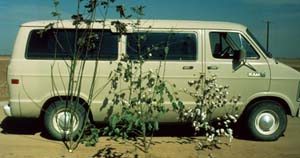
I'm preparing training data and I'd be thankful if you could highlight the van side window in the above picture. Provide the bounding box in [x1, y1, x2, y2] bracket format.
[209, 32, 259, 59]
[26, 29, 118, 60]
[126, 32, 197, 61]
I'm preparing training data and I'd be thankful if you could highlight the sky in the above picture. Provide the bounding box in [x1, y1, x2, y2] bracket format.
[0, 0, 299, 58]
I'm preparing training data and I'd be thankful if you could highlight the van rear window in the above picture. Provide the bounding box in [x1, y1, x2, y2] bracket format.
[26, 29, 118, 60]
[126, 32, 197, 61]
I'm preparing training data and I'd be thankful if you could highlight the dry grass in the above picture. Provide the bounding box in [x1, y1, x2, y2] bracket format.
[0, 56, 299, 100]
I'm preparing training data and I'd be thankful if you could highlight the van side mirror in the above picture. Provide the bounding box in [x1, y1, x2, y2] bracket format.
[233, 48, 246, 62]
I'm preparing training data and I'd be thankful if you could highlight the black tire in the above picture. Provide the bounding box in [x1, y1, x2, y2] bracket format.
[44, 100, 87, 140]
[246, 100, 287, 141]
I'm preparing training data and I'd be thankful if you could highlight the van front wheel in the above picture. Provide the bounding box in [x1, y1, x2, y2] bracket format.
[44, 100, 86, 140]
[246, 100, 287, 141]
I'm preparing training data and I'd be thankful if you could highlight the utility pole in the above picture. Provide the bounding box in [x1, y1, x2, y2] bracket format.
[265, 20, 271, 52]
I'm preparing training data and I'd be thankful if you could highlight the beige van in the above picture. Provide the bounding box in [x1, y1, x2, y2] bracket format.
[3, 19, 300, 140]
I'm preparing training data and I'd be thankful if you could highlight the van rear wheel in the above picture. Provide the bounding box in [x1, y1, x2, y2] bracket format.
[44, 100, 86, 140]
[246, 100, 287, 141]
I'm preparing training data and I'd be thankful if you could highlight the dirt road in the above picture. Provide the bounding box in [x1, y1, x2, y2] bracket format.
[1, 101, 300, 158]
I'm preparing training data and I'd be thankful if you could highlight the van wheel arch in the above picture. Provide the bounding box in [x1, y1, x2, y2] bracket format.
[40, 96, 93, 123]
[239, 97, 288, 141]
[244, 97, 290, 116]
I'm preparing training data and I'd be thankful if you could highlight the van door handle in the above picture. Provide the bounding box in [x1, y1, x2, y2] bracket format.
[182, 66, 194, 70]
[207, 65, 219, 70]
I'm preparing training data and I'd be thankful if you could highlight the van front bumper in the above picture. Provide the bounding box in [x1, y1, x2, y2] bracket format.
[3, 104, 12, 117]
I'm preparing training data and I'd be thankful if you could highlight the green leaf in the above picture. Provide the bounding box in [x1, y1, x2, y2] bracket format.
[141, 123, 146, 133]
[172, 102, 178, 111]
[134, 119, 140, 127]
[195, 85, 200, 91]
[106, 106, 114, 120]
[154, 121, 159, 131]
[178, 101, 185, 110]
[101, 1, 108, 6]
[167, 93, 174, 102]
[114, 128, 120, 135]
[111, 115, 119, 129]
[51, 11, 61, 17]
[123, 132, 128, 139]
[116, 5, 126, 18]
[53, 0, 59, 6]
[148, 123, 153, 131]
[157, 111, 164, 118]
[127, 122, 133, 132]
[164, 46, 169, 55]
[131, 6, 145, 16]
[173, 84, 177, 88]
[100, 97, 109, 111]
[123, 113, 133, 122]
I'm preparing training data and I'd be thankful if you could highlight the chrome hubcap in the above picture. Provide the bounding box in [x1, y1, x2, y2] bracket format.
[53, 110, 78, 134]
[255, 111, 279, 135]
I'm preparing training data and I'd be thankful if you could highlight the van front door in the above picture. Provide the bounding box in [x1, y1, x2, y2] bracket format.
[205, 31, 270, 112]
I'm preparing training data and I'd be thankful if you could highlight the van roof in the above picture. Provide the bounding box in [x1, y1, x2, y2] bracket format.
[21, 19, 247, 31]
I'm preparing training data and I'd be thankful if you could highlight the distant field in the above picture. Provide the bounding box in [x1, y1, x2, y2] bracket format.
[278, 59, 300, 72]
[0, 56, 299, 100]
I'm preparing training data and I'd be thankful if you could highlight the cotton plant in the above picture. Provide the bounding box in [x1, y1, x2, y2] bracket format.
[102, 57, 177, 152]
[181, 74, 240, 149]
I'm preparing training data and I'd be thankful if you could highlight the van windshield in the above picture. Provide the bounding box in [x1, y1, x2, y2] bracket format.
[246, 29, 272, 58]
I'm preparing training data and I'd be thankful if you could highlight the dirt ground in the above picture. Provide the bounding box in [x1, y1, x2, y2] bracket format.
[0, 101, 300, 158]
